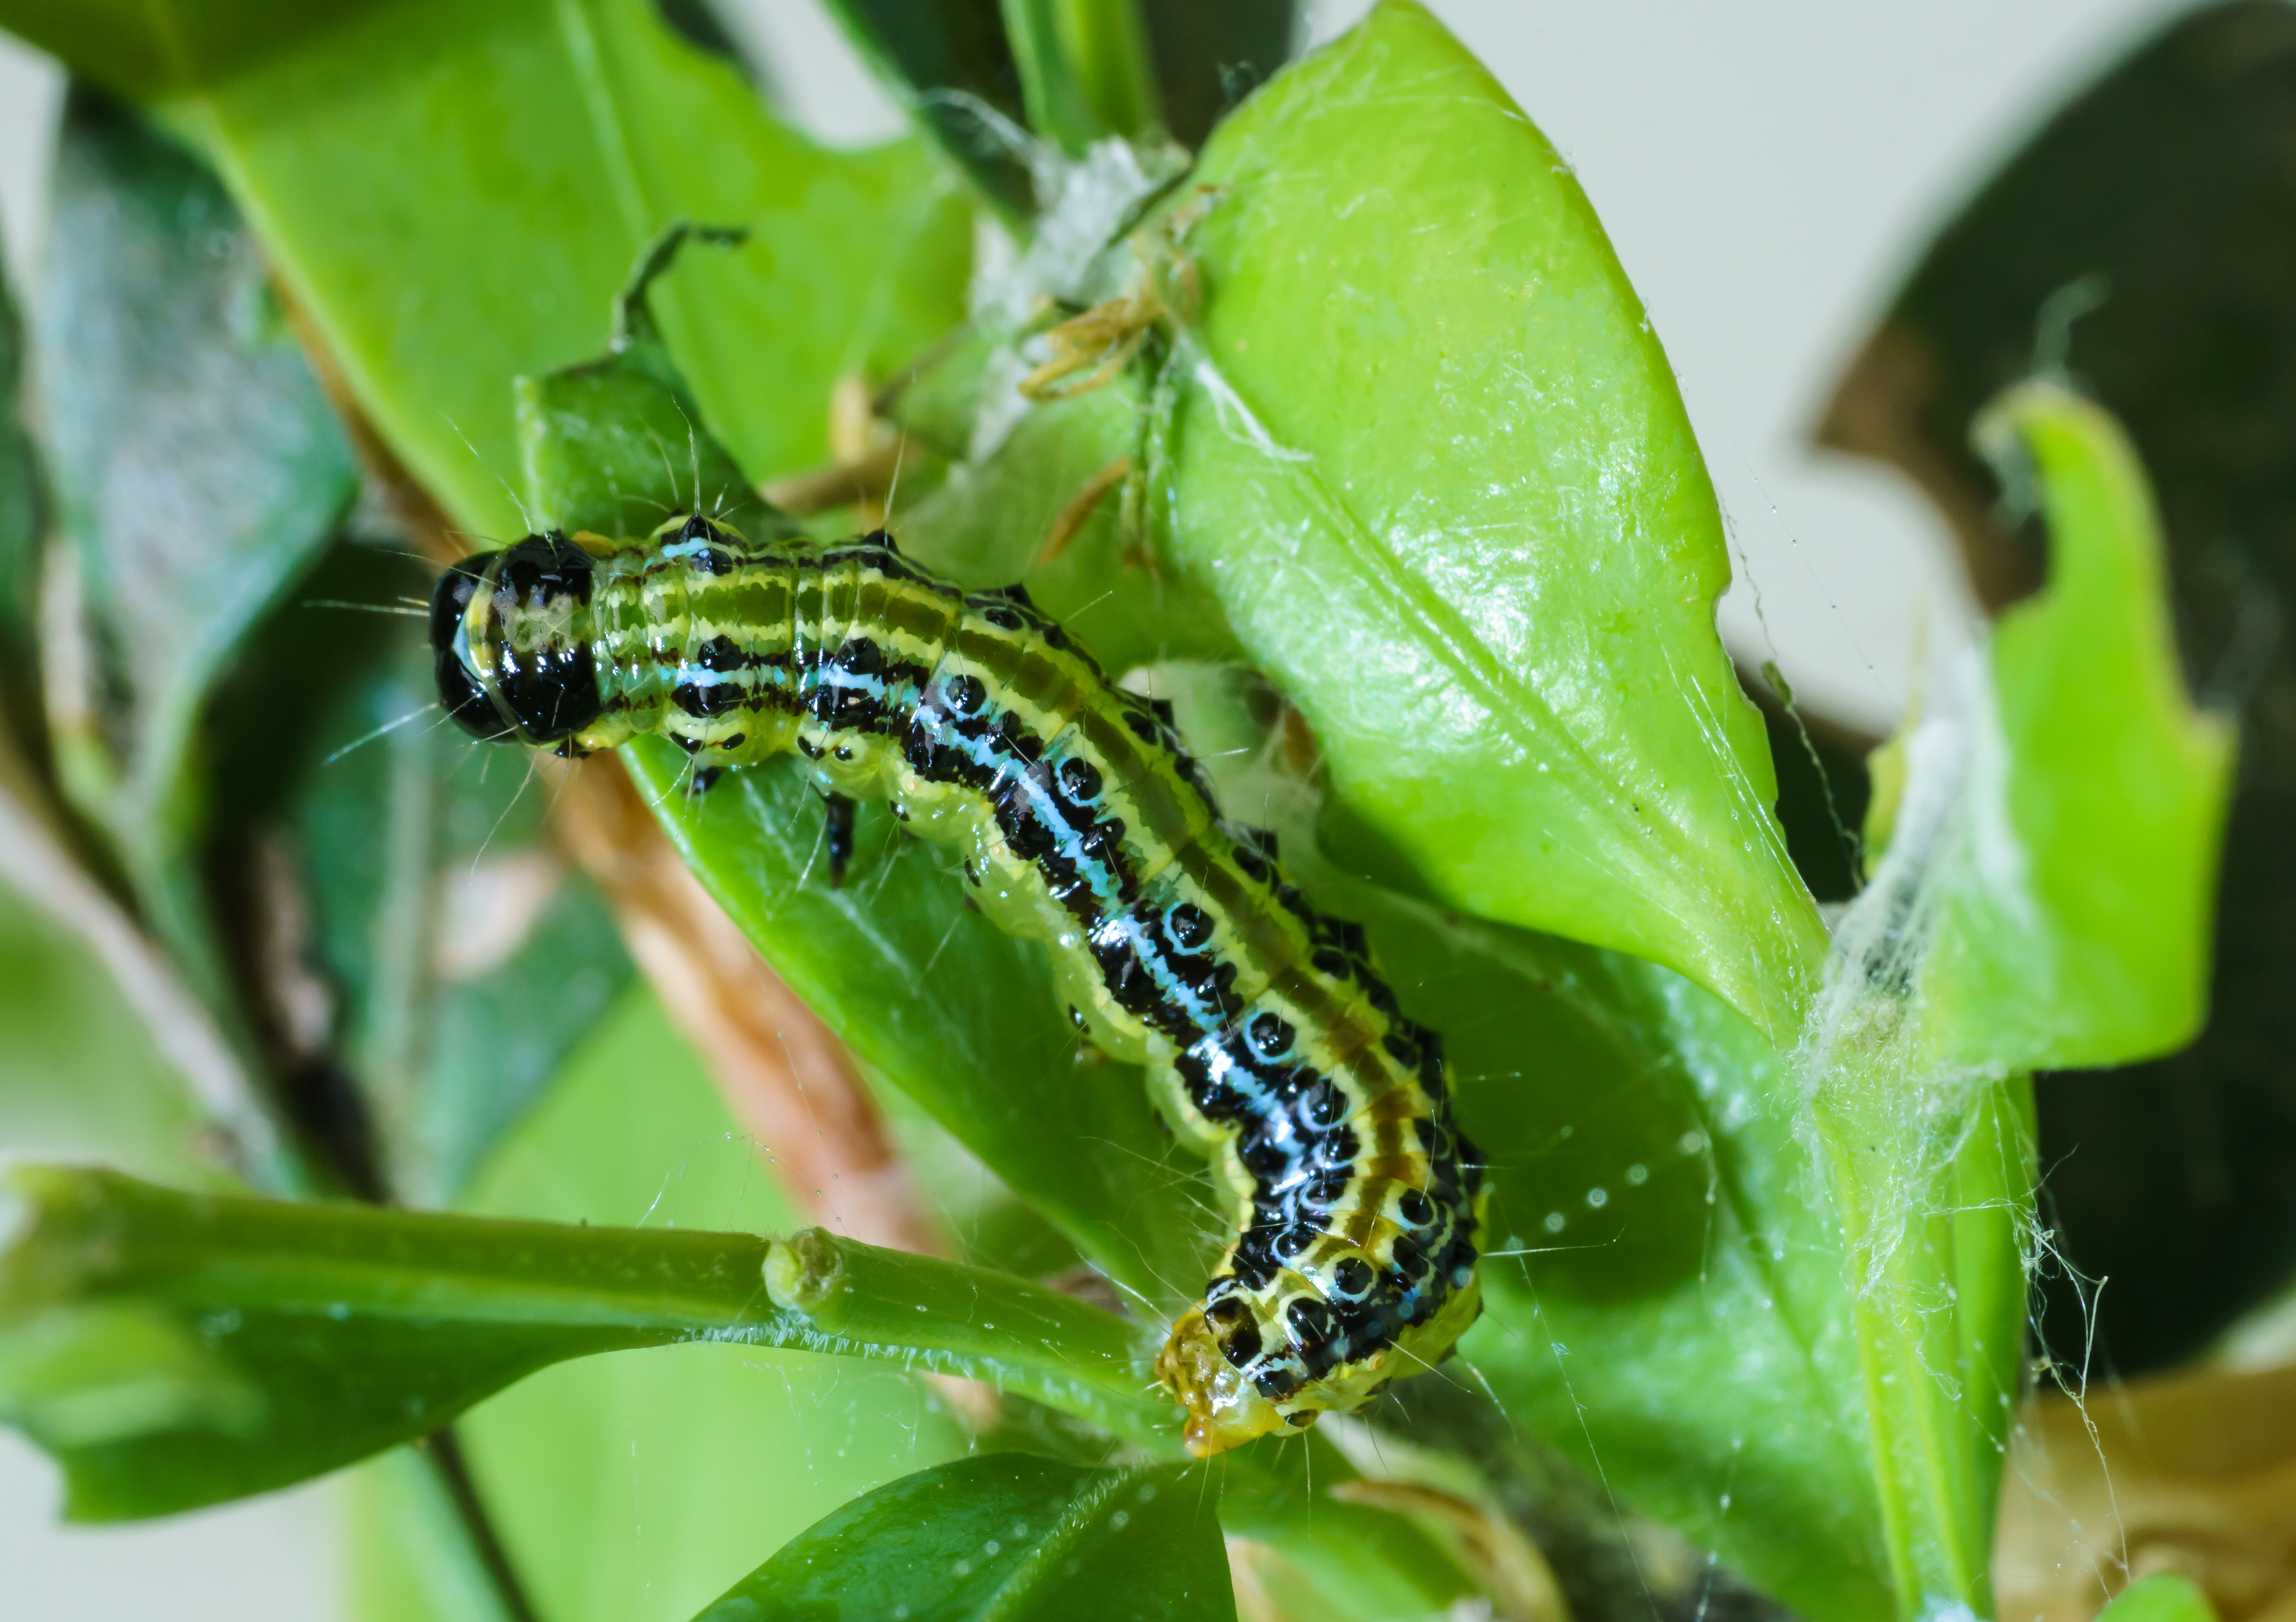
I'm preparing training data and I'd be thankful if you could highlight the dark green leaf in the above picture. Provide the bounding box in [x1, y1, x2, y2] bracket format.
[689, 1453, 1232, 1622]
[194, 536, 633, 1206]
[820, 0, 1036, 219]
[0, 214, 42, 714]
[1138, 0, 1295, 148]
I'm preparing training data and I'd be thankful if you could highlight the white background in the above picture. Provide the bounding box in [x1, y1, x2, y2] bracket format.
[0, 0, 2188, 1616]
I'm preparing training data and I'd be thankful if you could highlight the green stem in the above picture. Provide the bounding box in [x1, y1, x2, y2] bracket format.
[0, 1167, 1177, 1518]
[1815, 1074, 2032, 1620]
[1000, 0, 1160, 151]
[763, 1227, 1176, 1450]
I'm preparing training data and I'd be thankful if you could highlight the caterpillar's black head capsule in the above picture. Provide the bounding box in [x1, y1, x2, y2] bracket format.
[429, 533, 603, 746]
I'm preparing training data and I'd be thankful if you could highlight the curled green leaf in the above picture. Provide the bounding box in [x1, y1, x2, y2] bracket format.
[1914, 381, 2235, 1072]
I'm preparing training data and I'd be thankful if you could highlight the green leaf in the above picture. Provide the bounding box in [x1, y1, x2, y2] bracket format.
[1330, 880, 1892, 1620]
[33, 88, 357, 994]
[2096, 1574, 2220, 1622]
[514, 222, 786, 543]
[0, 1160, 1163, 1518]
[1160, 0, 1826, 1042]
[186, 534, 634, 1206]
[0, 882, 213, 1188]
[619, 745, 1214, 1314]
[1142, 661, 1889, 1622]
[1787, 391, 2227, 1616]
[0, 0, 975, 543]
[1918, 383, 2233, 1073]
[690, 1453, 1232, 1622]
[0, 0, 390, 99]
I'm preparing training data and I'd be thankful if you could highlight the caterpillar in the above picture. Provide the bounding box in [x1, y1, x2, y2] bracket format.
[430, 513, 1486, 1455]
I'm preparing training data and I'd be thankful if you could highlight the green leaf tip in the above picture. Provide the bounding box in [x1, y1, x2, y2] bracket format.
[1928, 380, 2236, 1072]
[2097, 1573, 2222, 1622]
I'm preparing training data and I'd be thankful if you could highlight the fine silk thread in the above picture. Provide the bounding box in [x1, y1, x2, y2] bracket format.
[430, 514, 1487, 1454]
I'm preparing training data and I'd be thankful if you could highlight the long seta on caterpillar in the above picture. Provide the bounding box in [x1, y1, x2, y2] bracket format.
[426, 504, 1488, 1455]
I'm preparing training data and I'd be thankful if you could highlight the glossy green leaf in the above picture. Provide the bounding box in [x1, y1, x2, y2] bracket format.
[33, 88, 357, 994]
[1159, 0, 1825, 1042]
[515, 223, 785, 543]
[0, 0, 975, 544]
[1907, 384, 2234, 1072]
[691, 1453, 1232, 1622]
[1134, 662, 1886, 1621]
[0, 1159, 1167, 1520]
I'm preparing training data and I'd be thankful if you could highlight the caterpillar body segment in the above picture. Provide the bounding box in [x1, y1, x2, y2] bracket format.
[432, 515, 1487, 1454]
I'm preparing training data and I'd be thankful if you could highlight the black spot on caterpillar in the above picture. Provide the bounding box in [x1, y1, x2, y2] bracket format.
[432, 516, 1487, 1453]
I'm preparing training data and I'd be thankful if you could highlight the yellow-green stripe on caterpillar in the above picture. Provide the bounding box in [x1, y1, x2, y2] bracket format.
[431, 514, 1487, 1455]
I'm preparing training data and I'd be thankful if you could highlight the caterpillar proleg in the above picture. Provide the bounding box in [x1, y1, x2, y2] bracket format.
[431, 514, 1486, 1454]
